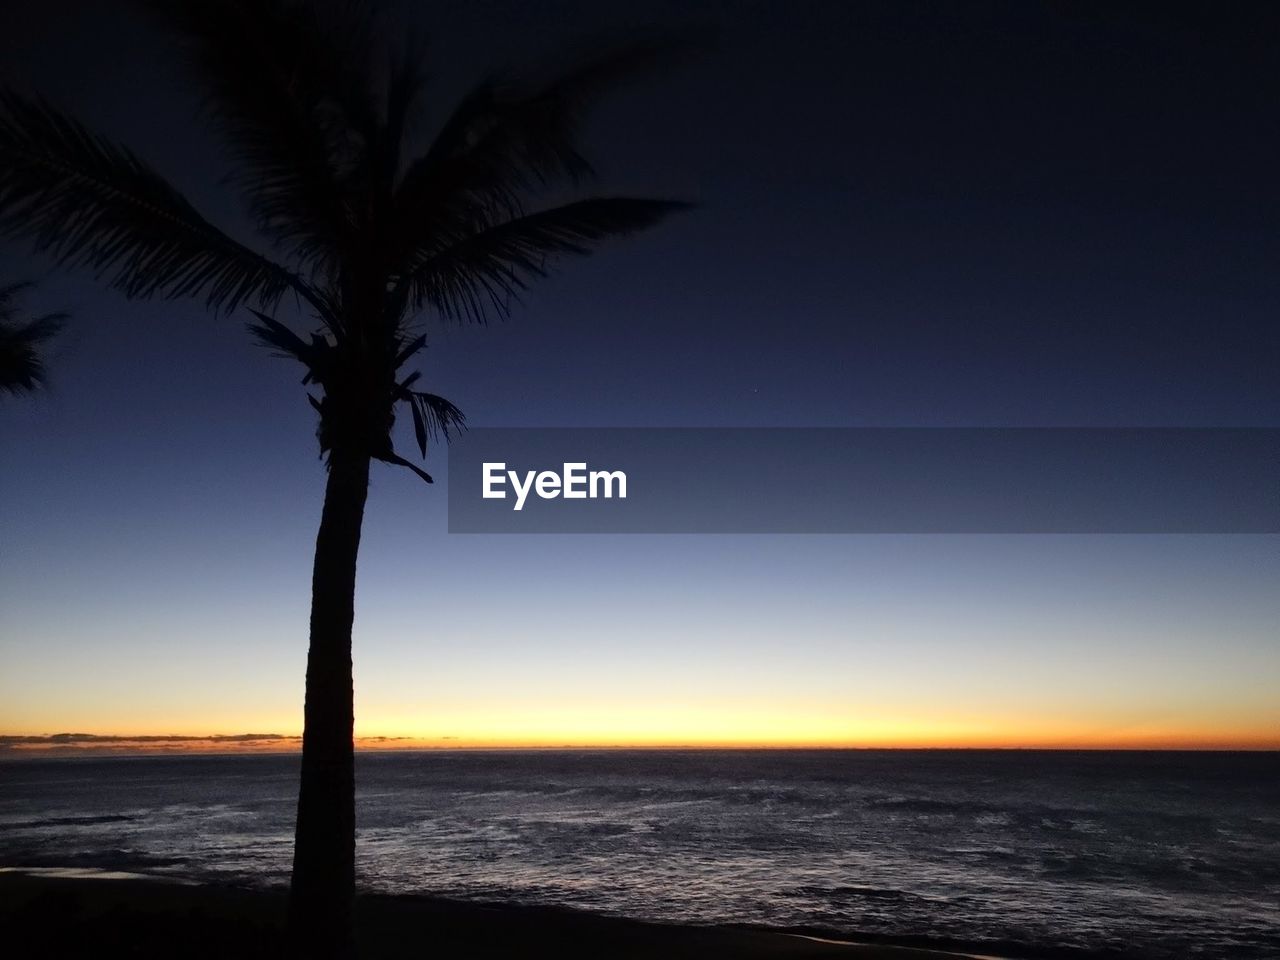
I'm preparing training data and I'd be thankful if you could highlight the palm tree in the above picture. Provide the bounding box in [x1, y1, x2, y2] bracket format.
[0, 282, 65, 395]
[0, 2, 687, 954]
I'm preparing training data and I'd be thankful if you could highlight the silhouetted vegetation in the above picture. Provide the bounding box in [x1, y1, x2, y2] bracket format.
[0, 1, 688, 955]
[0, 282, 64, 395]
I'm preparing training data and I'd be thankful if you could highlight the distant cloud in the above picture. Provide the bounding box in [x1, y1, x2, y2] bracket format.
[0, 732, 422, 757]
[0, 733, 300, 757]
[3, 733, 295, 744]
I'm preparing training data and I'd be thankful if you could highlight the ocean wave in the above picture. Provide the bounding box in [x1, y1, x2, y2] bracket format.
[4, 813, 138, 829]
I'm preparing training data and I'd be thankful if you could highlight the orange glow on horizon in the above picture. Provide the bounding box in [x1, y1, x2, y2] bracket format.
[4, 718, 1277, 757]
[5, 690, 1277, 756]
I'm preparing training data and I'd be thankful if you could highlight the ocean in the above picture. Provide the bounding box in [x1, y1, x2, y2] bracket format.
[1, 750, 1276, 959]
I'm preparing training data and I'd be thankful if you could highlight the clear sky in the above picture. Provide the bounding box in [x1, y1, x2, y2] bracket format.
[1, 1, 1278, 751]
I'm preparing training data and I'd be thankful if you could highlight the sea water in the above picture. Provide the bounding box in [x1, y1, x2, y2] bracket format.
[1, 749, 1276, 959]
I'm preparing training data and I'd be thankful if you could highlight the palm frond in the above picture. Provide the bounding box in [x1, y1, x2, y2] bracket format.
[401, 390, 466, 458]
[377, 32, 429, 198]
[0, 89, 318, 314]
[392, 331, 427, 371]
[143, 0, 380, 269]
[0, 281, 35, 322]
[390, 34, 694, 259]
[0, 282, 65, 394]
[246, 309, 336, 386]
[405, 197, 690, 323]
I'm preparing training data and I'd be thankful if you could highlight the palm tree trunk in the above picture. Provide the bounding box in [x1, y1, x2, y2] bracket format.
[289, 449, 370, 958]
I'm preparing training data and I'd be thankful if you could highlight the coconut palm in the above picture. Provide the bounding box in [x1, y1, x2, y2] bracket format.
[0, 282, 65, 394]
[0, 1, 687, 954]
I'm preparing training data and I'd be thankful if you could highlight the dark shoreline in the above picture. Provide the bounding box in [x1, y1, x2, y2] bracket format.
[0, 869, 1058, 960]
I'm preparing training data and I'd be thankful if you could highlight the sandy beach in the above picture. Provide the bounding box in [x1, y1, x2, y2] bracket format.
[0, 870, 1006, 960]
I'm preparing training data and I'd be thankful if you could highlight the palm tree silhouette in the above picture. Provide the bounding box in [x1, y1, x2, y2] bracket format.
[0, 2, 687, 954]
[0, 282, 65, 395]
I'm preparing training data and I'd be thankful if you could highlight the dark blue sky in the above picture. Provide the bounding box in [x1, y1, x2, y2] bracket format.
[5, 0, 1279, 430]
[1, 1, 1277, 745]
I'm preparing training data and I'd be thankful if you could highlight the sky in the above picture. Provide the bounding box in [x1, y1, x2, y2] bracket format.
[1, 0, 1278, 752]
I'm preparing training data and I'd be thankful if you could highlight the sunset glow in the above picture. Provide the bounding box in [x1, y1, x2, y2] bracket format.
[5, 704, 1277, 756]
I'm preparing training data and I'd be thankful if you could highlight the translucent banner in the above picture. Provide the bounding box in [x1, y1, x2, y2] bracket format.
[446, 428, 1280, 534]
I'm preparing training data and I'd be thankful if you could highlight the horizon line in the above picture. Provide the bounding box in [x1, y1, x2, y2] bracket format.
[2, 732, 1278, 756]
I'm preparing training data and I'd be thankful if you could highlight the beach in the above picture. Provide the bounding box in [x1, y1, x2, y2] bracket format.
[2, 870, 995, 960]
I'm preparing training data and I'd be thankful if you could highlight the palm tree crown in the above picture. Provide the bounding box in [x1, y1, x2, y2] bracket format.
[0, 3, 688, 954]
[0, 0, 686, 473]
[0, 4, 689, 954]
